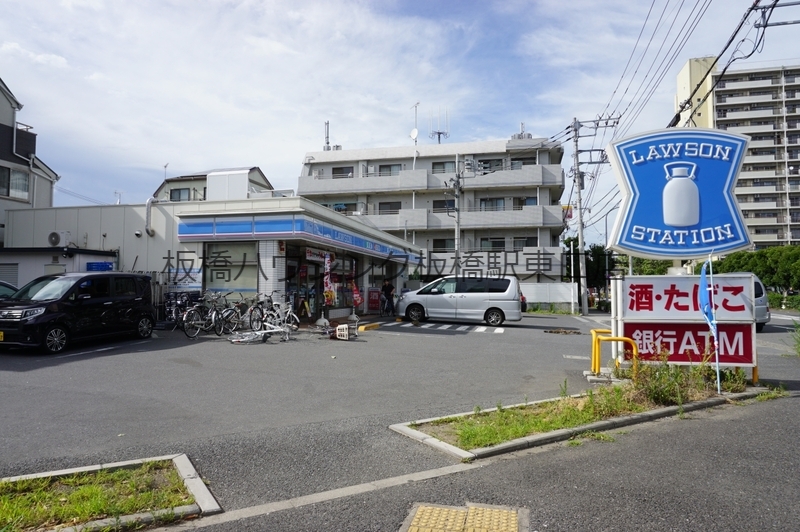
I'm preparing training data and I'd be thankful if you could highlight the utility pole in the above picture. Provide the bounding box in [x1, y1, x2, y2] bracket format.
[569, 115, 619, 315]
[454, 154, 462, 276]
[572, 118, 590, 316]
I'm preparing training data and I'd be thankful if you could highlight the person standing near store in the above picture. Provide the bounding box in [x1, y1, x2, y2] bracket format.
[381, 278, 396, 316]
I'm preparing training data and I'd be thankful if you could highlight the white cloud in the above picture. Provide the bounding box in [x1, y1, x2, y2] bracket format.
[0, 0, 798, 248]
[0, 42, 68, 68]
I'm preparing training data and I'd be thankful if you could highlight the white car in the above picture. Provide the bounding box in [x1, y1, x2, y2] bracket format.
[395, 275, 524, 326]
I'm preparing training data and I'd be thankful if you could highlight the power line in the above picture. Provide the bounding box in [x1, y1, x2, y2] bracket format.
[54, 185, 109, 205]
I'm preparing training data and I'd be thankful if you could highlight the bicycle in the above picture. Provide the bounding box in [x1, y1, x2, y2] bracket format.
[165, 291, 201, 331]
[220, 292, 268, 334]
[183, 291, 232, 338]
[379, 293, 395, 317]
[261, 291, 300, 332]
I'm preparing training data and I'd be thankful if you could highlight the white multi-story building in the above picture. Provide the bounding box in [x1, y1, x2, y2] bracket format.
[297, 131, 566, 282]
[676, 57, 800, 247]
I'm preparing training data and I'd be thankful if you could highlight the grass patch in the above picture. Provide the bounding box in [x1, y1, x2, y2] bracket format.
[0, 460, 194, 532]
[416, 355, 761, 451]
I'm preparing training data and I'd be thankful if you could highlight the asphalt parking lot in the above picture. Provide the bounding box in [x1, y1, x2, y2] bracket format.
[2, 312, 799, 531]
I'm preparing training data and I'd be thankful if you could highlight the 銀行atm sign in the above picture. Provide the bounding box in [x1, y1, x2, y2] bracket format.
[617, 274, 757, 367]
[607, 128, 751, 259]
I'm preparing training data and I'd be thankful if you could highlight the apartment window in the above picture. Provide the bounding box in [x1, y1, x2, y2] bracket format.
[480, 237, 505, 250]
[478, 159, 504, 172]
[432, 199, 454, 213]
[432, 161, 456, 174]
[479, 198, 505, 211]
[432, 238, 454, 251]
[378, 201, 401, 214]
[513, 197, 537, 209]
[513, 237, 538, 250]
[332, 166, 354, 179]
[170, 188, 190, 201]
[0, 167, 30, 201]
[378, 164, 401, 176]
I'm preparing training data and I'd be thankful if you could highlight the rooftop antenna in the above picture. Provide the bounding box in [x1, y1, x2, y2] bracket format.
[163, 162, 168, 179]
[324, 121, 331, 151]
[411, 102, 420, 145]
[429, 106, 449, 144]
[114, 190, 122, 205]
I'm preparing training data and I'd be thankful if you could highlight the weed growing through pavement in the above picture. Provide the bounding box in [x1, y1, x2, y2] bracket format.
[418, 350, 761, 451]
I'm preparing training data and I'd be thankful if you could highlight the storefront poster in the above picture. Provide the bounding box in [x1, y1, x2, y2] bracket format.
[368, 288, 381, 311]
[323, 253, 335, 306]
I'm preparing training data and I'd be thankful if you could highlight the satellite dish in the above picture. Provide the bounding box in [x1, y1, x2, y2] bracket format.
[410, 128, 418, 141]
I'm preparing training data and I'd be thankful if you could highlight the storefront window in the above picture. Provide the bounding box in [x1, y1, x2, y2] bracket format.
[204, 242, 258, 294]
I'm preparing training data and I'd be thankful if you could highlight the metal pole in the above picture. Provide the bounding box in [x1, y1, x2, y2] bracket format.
[454, 154, 461, 277]
[570, 240, 575, 315]
[573, 118, 589, 315]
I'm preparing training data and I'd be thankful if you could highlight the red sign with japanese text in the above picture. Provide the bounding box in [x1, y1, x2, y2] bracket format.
[622, 322, 754, 366]
[623, 274, 754, 322]
[367, 287, 381, 311]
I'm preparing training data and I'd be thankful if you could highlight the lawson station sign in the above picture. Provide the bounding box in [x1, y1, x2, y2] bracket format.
[607, 128, 752, 259]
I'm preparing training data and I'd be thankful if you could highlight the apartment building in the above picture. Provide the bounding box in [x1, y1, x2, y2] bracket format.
[297, 132, 566, 281]
[676, 57, 800, 247]
[0, 77, 59, 248]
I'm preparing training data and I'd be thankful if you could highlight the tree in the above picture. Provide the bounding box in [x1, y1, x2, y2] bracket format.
[613, 255, 672, 276]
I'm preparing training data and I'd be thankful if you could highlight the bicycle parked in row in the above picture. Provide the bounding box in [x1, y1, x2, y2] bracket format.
[219, 292, 270, 334]
[183, 291, 233, 338]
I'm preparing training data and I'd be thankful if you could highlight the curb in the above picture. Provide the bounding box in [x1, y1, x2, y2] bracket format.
[358, 322, 381, 331]
[3, 453, 222, 532]
[390, 388, 769, 460]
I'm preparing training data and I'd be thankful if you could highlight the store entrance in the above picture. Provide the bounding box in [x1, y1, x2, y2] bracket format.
[296, 263, 320, 322]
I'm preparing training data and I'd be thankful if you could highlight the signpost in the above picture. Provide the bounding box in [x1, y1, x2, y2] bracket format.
[608, 128, 751, 259]
[605, 128, 756, 376]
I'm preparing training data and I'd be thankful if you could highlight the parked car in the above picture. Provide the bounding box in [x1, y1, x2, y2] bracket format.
[753, 275, 770, 332]
[395, 275, 524, 326]
[0, 272, 156, 354]
[0, 280, 17, 299]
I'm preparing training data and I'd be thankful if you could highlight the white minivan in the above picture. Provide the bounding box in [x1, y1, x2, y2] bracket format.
[395, 275, 524, 326]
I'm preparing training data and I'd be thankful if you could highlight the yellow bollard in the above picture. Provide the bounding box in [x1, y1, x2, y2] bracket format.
[590, 329, 639, 378]
[590, 329, 611, 375]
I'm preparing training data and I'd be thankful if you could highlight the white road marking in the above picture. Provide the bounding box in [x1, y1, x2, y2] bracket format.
[437, 324, 452, 330]
[400, 323, 414, 328]
[474, 326, 487, 333]
[494, 328, 504, 333]
[421, 324, 435, 328]
[563, 354, 591, 360]
[456, 326, 470, 331]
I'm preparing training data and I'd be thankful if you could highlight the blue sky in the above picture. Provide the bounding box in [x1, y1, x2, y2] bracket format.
[2, 0, 799, 245]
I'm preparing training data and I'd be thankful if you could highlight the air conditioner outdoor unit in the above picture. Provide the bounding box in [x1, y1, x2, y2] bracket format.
[48, 230, 71, 247]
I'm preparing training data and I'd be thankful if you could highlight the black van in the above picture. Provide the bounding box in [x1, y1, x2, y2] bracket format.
[0, 272, 156, 354]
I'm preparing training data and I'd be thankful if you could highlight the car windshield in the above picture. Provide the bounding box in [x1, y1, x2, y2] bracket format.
[11, 277, 78, 302]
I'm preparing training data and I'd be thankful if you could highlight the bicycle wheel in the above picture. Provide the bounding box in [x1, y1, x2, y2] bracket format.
[183, 309, 202, 338]
[286, 312, 300, 331]
[213, 309, 225, 336]
[249, 306, 264, 331]
[221, 308, 238, 334]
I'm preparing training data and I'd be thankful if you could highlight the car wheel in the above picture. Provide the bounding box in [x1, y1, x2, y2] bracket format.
[136, 315, 154, 338]
[406, 304, 424, 322]
[43, 325, 68, 354]
[485, 308, 505, 326]
[756, 322, 765, 332]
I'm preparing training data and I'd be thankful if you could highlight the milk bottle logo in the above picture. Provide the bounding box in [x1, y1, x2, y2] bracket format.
[662, 162, 699, 227]
[606, 127, 751, 259]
